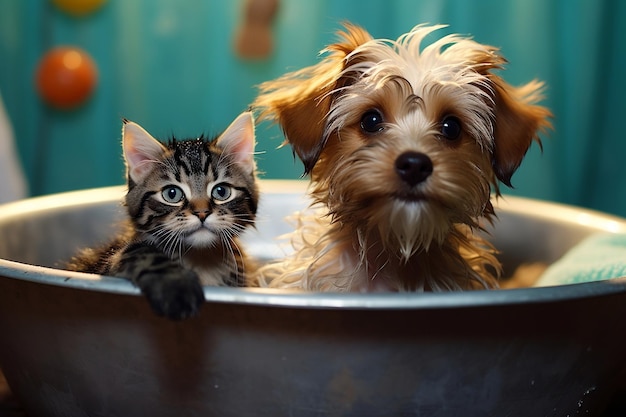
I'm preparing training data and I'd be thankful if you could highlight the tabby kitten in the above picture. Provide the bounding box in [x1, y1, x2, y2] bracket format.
[66, 111, 259, 320]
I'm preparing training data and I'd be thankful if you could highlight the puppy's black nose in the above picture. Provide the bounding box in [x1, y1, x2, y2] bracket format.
[395, 152, 433, 186]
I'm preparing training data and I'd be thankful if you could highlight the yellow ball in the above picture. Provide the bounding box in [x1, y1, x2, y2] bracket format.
[52, 0, 107, 16]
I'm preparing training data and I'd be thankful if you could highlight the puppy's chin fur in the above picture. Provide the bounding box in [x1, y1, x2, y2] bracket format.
[369, 199, 464, 260]
[252, 23, 551, 292]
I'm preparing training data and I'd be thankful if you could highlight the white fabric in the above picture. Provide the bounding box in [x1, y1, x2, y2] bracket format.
[0, 92, 27, 203]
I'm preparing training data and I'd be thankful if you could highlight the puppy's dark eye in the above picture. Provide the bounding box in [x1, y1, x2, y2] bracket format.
[440, 116, 462, 140]
[360, 110, 384, 133]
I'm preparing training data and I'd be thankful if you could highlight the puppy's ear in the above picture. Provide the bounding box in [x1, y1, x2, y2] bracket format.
[489, 76, 552, 187]
[253, 23, 372, 173]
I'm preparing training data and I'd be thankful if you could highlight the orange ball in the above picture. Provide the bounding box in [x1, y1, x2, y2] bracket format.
[35, 47, 98, 109]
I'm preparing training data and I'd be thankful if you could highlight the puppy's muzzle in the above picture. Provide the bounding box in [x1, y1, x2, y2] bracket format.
[395, 151, 433, 186]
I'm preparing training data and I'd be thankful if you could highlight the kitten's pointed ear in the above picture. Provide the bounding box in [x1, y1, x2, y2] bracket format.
[216, 111, 256, 173]
[122, 119, 167, 182]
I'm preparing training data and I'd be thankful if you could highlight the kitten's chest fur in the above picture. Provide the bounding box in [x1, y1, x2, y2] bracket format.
[181, 244, 245, 286]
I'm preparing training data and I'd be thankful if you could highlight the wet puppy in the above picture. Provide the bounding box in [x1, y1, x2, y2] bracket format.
[253, 23, 551, 292]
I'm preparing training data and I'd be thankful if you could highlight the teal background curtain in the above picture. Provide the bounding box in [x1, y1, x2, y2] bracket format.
[1, 0, 625, 215]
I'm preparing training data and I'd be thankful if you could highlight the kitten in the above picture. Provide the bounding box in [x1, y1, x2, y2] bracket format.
[66, 111, 259, 320]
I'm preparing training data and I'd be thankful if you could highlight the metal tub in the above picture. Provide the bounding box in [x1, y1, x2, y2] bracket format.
[0, 180, 625, 417]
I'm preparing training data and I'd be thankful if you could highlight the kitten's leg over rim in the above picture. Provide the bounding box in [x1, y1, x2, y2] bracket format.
[113, 243, 205, 320]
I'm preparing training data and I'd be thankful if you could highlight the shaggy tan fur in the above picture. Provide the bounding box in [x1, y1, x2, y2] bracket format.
[253, 23, 551, 292]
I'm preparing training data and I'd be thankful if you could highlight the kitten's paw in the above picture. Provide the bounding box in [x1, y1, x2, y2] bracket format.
[142, 271, 205, 320]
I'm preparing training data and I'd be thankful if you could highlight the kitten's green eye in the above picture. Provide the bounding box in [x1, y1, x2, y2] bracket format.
[161, 185, 185, 204]
[211, 184, 232, 202]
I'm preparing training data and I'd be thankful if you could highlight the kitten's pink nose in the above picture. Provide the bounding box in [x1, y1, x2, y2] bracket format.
[194, 211, 210, 222]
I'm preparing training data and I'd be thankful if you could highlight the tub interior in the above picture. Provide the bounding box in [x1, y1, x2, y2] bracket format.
[0, 181, 625, 279]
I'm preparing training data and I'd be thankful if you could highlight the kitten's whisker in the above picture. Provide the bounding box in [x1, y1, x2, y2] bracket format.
[219, 229, 244, 282]
[230, 215, 256, 223]
[229, 223, 248, 235]
[158, 224, 184, 260]
[178, 231, 187, 260]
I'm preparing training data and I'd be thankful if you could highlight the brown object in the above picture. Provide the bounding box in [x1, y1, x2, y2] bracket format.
[234, 0, 279, 60]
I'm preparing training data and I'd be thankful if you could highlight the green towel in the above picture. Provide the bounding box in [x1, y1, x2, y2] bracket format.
[535, 233, 626, 286]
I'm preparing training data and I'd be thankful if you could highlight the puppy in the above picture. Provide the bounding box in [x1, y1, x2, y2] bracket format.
[253, 23, 551, 292]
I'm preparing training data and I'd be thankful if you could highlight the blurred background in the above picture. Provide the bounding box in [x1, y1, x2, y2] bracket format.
[0, 0, 624, 215]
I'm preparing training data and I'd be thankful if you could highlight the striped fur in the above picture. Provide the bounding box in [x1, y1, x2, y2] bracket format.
[67, 112, 258, 319]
